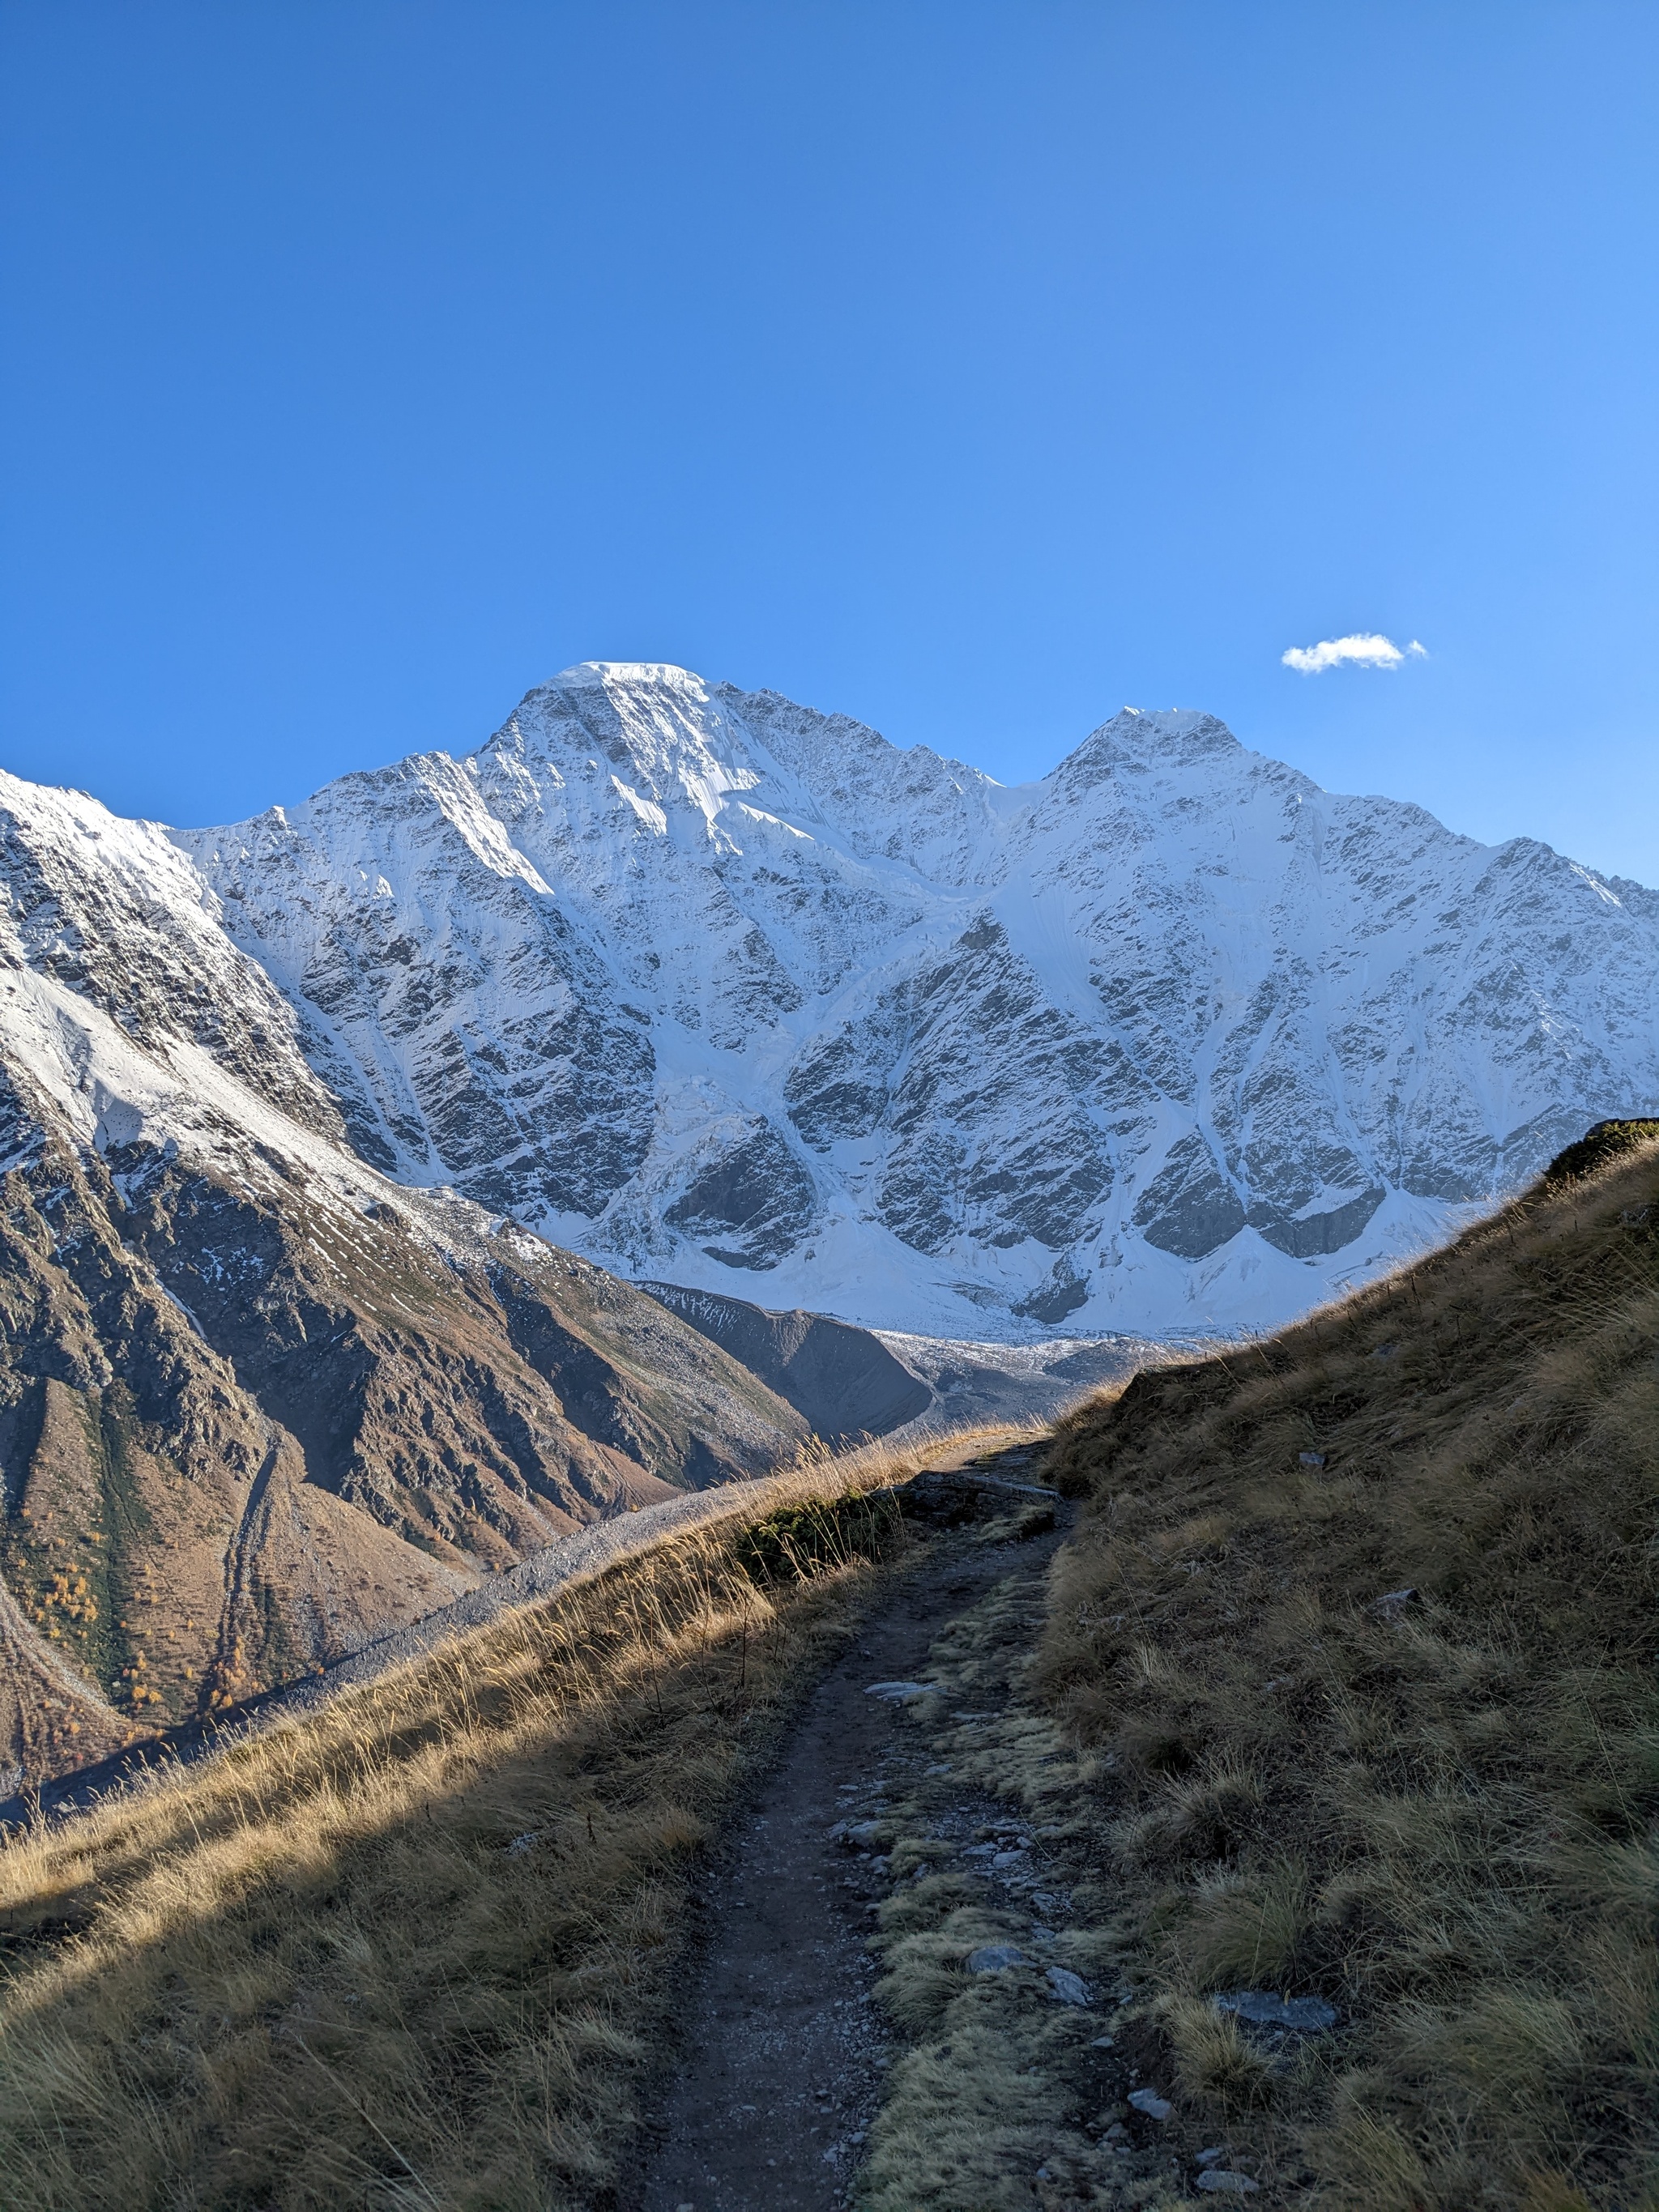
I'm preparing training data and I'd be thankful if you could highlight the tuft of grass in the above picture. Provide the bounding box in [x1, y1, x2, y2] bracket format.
[0, 1438, 957, 2210]
[1036, 1134, 1659, 2207]
[1171, 1856, 1308, 1989]
[1162, 1993, 1277, 2110]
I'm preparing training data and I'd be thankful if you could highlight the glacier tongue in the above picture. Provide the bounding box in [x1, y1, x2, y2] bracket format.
[28, 658, 1657, 1340]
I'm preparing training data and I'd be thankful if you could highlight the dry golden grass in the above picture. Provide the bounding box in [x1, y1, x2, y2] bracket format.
[0, 1438, 970, 2211]
[1038, 1128, 1659, 2209]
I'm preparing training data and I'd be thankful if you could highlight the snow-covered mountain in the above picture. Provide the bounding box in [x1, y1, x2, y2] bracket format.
[141, 659, 1659, 1339]
[0, 765, 819, 1783]
[3, 658, 1651, 1786]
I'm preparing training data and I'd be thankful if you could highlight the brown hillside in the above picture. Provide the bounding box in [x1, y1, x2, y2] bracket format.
[0, 1080, 804, 1790]
[0, 1448, 921, 2212]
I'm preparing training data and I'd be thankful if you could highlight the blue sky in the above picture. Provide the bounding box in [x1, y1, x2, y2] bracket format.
[3, 2, 1657, 882]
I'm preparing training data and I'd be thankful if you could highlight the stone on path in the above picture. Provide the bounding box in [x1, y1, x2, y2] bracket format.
[1212, 1989, 1337, 2033]
[966, 1944, 1028, 1973]
[1045, 1967, 1093, 2005]
[863, 1681, 930, 1701]
[1128, 2087, 1173, 2120]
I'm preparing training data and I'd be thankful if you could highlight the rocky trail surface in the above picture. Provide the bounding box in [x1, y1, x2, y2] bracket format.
[633, 1443, 1070, 2212]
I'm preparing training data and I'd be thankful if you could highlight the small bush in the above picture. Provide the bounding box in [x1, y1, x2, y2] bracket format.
[1164, 1993, 1278, 2111]
[736, 1486, 900, 1586]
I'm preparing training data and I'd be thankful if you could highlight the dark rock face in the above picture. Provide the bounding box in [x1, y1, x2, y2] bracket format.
[1132, 1135, 1247, 1260]
[641, 1283, 932, 1440]
[1250, 1187, 1386, 1258]
[664, 1122, 817, 1270]
[1013, 1264, 1091, 1325]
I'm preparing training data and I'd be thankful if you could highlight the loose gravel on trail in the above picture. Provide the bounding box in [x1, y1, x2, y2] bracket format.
[633, 1463, 1067, 2212]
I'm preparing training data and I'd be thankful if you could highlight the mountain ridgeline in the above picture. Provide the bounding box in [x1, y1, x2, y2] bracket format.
[173, 662, 1659, 1336]
[0, 660, 1655, 1789]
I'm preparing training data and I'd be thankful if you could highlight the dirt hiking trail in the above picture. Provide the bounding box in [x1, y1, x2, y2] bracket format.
[633, 1443, 1066, 2212]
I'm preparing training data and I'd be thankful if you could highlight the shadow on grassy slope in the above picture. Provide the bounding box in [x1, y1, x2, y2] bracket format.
[0, 1443, 971, 2211]
[1034, 1123, 1659, 2208]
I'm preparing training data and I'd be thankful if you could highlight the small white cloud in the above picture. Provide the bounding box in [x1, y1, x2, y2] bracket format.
[1281, 632, 1427, 675]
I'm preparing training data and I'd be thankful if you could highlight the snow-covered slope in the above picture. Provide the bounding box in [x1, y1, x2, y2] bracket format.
[22, 663, 1659, 1341]
[165, 663, 1659, 1336]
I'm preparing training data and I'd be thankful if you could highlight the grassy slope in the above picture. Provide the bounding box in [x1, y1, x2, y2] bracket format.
[1029, 1127, 1659, 2208]
[0, 1446, 945, 2212]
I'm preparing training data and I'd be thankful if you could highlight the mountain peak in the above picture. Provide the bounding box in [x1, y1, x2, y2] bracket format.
[2, 663, 1640, 1346]
[1082, 704, 1242, 757]
[548, 659, 710, 695]
[1115, 705, 1221, 729]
